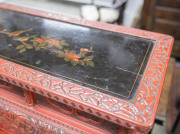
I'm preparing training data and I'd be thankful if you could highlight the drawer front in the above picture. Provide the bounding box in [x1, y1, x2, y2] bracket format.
[157, 0, 180, 8]
[155, 6, 180, 22]
[153, 18, 180, 39]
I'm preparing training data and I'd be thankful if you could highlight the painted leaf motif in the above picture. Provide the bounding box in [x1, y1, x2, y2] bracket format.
[85, 55, 93, 60]
[0, 25, 95, 67]
[71, 61, 77, 66]
[47, 44, 53, 48]
[19, 48, 26, 53]
[35, 46, 40, 51]
[53, 50, 59, 53]
[39, 42, 46, 46]
[33, 41, 38, 45]
[64, 57, 70, 61]
[87, 61, 94, 67]
[16, 45, 24, 49]
[61, 40, 69, 46]
[56, 45, 62, 49]
[64, 49, 69, 53]
[79, 53, 86, 58]
[70, 50, 76, 54]
[41, 35, 46, 40]
[80, 61, 85, 65]
[25, 45, 33, 49]
[57, 51, 65, 58]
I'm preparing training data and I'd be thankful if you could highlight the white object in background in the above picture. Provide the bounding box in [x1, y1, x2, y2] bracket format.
[81, 5, 99, 21]
[3, 0, 81, 17]
[65, 0, 92, 4]
[94, 0, 114, 7]
[0, 0, 7, 2]
[99, 8, 119, 22]
[112, 0, 127, 8]
[122, 0, 144, 27]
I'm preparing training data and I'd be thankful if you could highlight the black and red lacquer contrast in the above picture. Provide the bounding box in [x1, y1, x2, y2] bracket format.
[0, 3, 173, 134]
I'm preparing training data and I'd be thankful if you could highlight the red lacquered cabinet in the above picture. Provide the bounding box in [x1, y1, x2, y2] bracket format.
[0, 3, 173, 134]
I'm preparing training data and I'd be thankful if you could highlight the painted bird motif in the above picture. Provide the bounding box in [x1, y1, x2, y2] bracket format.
[14, 35, 37, 42]
[8, 29, 31, 37]
[0, 29, 7, 34]
[80, 47, 94, 52]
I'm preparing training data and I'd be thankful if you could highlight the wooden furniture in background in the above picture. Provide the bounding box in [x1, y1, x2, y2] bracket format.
[153, 58, 180, 134]
[141, 0, 180, 58]
[156, 58, 175, 122]
[152, 58, 175, 134]
[167, 64, 180, 133]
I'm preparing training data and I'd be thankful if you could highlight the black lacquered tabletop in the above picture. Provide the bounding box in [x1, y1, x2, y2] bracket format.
[0, 9, 154, 100]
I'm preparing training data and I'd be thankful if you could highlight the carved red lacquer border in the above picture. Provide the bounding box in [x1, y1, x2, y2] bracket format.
[0, 94, 142, 134]
[0, 3, 174, 133]
[0, 96, 84, 134]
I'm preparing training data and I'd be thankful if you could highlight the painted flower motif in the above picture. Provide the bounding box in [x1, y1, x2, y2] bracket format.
[36, 38, 43, 43]
[80, 48, 89, 52]
[80, 47, 93, 52]
[65, 52, 80, 62]
[45, 39, 60, 46]
[0, 21, 95, 67]
[45, 40, 50, 43]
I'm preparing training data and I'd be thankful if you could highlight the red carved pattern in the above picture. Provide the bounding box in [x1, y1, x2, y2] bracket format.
[0, 95, 87, 134]
[0, 72, 143, 132]
[0, 61, 132, 126]
[46, 97, 106, 125]
[134, 37, 172, 122]
[0, 3, 174, 133]
[0, 97, 142, 134]
[0, 35, 172, 125]
[0, 80, 14, 90]
[24, 89, 37, 107]
[119, 126, 144, 134]
[0, 103, 71, 134]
